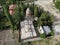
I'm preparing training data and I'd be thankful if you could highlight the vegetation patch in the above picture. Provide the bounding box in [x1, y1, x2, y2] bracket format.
[54, 0, 60, 11]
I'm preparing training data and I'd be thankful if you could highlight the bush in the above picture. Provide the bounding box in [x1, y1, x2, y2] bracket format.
[50, 30, 55, 36]
[37, 11, 54, 27]
[40, 33, 46, 38]
[0, 10, 10, 29]
[0, 16, 9, 29]
[55, 0, 60, 11]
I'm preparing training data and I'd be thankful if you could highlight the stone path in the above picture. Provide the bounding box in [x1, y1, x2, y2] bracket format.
[0, 29, 18, 45]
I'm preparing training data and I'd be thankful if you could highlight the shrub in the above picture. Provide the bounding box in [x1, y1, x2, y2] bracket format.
[37, 11, 54, 27]
[55, 0, 60, 11]
[40, 33, 46, 38]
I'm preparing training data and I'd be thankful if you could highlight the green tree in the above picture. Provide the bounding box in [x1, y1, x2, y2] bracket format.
[20, 2, 25, 21]
[0, 0, 20, 32]
[3, 5, 15, 32]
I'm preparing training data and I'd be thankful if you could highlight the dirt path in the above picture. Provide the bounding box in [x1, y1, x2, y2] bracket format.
[35, 0, 60, 19]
